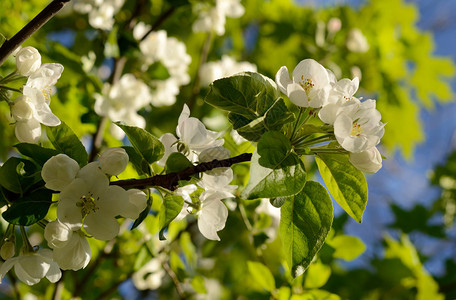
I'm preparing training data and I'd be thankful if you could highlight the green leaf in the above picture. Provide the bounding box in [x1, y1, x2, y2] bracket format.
[158, 195, 184, 240]
[166, 152, 193, 174]
[2, 189, 53, 225]
[46, 121, 88, 167]
[14, 143, 60, 166]
[247, 261, 276, 292]
[115, 122, 164, 164]
[315, 153, 368, 223]
[304, 261, 332, 288]
[131, 191, 153, 230]
[242, 132, 306, 199]
[191, 275, 207, 294]
[327, 235, 366, 261]
[0, 157, 41, 194]
[0, 157, 24, 194]
[280, 181, 333, 277]
[122, 146, 151, 176]
[206, 72, 279, 119]
[206, 72, 294, 142]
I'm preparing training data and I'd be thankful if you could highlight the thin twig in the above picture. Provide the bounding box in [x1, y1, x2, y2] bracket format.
[111, 153, 252, 190]
[188, 32, 213, 110]
[163, 261, 187, 299]
[0, 0, 71, 66]
[140, 6, 177, 42]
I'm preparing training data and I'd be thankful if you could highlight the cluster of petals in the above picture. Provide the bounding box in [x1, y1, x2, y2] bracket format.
[276, 58, 385, 173]
[192, 0, 245, 36]
[0, 249, 61, 286]
[94, 73, 151, 139]
[73, 0, 125, 30]
[40, 150, 146, 271]
[158, 104, 224, 166]
[134, 25, 192, 107]
[200, 55, 257, 87]
[12, 47, 63, 143]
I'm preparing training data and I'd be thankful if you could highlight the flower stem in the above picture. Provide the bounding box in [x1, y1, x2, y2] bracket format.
[0, 85, 22, 93]
[294, 134, 334, 147]
[19, 226, 34, 253]
[290, 107, 305, 140]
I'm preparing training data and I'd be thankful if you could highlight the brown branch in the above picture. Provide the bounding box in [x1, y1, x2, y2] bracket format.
[139, 6, 177, 42]
[111, 153, 252, 190]
[0, 0, 71, 66]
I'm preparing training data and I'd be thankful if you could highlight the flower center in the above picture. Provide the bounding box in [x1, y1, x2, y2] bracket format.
[41, 86, 53, 104]
[351, 122, 363, 137]
[299, 76, 314, 94]
[76, 192, 99, 218]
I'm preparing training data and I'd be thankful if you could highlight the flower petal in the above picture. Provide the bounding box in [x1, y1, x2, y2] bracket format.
[275, 66, 292, 94]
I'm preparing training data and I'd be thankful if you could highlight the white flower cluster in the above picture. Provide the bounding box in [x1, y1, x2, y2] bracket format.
[200, 55, 257, 87]
[193, 0, 245, 36]
[12, 47, 63, 143]
[276, 59, 385, 173]
[134, 24, 192, 107]
[160, 104, 236, 240]
[1, 148, 146, 286]
[73, 0, 125, 31]
[94, 73, 152, 139]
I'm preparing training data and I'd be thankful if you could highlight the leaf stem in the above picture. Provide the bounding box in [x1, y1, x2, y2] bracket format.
[0, 0, 71, 66]
[294, 134, 334, 147]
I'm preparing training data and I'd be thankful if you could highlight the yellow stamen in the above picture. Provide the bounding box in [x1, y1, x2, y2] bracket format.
[351, 122, 363, 137]
[299, 75, 314, 93]
[76, 192, 99, 218]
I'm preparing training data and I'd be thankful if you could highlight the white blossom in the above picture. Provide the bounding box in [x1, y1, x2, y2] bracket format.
[197, 191, 229, 241]
[276, 59, 331, 108]
[57, 162, 128, 240]
[121, 189, 148, 219]
[333, 99, 385, 153]
[0, 241, 15, 260]
[349, 146, 383, 173]
[15, 47, 41, 76]
[132, 257, 165, 290]
[157, 133, 178, 167]
[200, 55, 257, 86]
[193, 0, 244, 36]
[0, 249, 61, 286]
[42, 154, 80, 191]
[98, 147, 129, 176]
[346, 28, 369, 53]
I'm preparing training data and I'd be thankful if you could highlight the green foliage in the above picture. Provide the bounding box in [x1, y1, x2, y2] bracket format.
[2, 189, 52, 225]
[14, 143, 60, 166]
[165, 152, 193, 174]
[242, 135, 307, 199]
[158, 194, 184, 240]
[316, 153, 368, 223]
[115, 122, 165, 165]
[280, 181, 333, 277]
[46, 121, 88, 167]
[205, 72, 294, 141]
[326, 235, 366, 261]
[247, 261, 276, 292]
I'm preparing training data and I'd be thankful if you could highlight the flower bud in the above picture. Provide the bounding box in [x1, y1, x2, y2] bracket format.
[327, 18, 342, 34]
[16, 46, 41, 76]
[349, 147, 382, 174]
[11, 95, 34, 121]
[42, 154, 80, 191]
[1, 241, 15, 260]
[98, 147, 129, 176]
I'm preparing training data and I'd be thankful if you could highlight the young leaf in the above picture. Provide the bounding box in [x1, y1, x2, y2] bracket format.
[242, 132, 306, 199]
[327, 235, 366, 261]
[247, 261, 276, 292]
[46, 121, 88, 167]
[280, 181, 333, 277]
[315, 153, 368, 223]
[122, 146, 151, 176]
[2, 189, 53, 226]
[158, 195, 184, 240]
[0, 157, 24, 194]
[165, 152, 193, 174]
[131, 192, 155, 230]
[14, 143, 60, 166]
[115, 122, 164, 164]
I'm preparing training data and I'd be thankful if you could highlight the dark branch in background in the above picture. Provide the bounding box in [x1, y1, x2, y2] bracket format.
[0, 0, 71, 66]
[140, 6, 176, 42]
[111, 153, 253, 190]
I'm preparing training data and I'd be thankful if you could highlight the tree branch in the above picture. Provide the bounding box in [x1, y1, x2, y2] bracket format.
[0, 0, 71, 66]
[111, 153, 252, 190]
